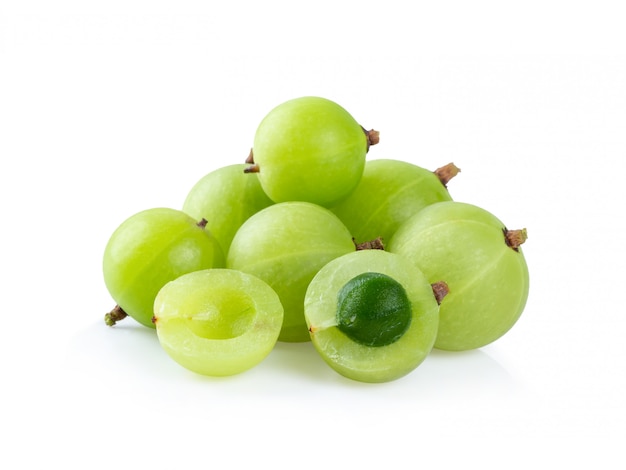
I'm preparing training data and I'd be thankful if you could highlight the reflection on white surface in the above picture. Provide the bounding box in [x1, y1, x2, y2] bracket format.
[65, 319, 519, 403]
[420, 347, 518, 392]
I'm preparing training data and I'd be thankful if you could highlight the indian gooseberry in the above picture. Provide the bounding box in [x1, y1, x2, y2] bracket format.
[330, 158, 459, 246]
[182, 163, 274, 255]
[102, 207, 225, 328]
[153, 269, 284, 377]
[245, 96, 378, 207]
[388, 201, 529, 351]
[304, 249, 448, 383]
[226, 201, 356, 342]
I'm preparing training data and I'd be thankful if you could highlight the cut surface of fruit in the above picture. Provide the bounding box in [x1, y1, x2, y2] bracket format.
[305, 249, 443, 383]
[154, 269, 284, 377]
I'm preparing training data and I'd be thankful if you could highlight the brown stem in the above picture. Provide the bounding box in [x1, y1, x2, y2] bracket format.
[105, 305, 128, 326]
[244, 163, 260, 173]
[197, 218, 208, 229]
[354, 237, 385, 251]
[434, 162, 461, 187]
[431, 281, 450, 305]
[362, 126, 380, 151]
[504, 228, 528, 252]
[245, 148, 254, 164]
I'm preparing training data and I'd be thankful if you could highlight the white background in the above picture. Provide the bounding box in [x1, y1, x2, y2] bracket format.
[2, 1, 625, 468]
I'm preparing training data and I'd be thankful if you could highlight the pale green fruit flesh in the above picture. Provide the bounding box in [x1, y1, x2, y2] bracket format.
[388, 201, 529, 351]
[252, 96, 368, 207]
[154, 269, 283, 377]
[330, 159, 453, 246]
[226, 201, 355, 342]
[103, 208, 225, 328]
[304, 249, 441, 383]
[182, 163, 273, 255]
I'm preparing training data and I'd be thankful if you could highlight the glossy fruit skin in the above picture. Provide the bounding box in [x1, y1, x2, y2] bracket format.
[226, 201, 355, 342]
[304, 249, 441, 383]
[388, 201, 529, 351]
[103, 208, 225, 328]
[182, 164, 273, 255]
[153, 269, 283, 377]
[251, 96, 368, 207]
[331, 159, 453, 246]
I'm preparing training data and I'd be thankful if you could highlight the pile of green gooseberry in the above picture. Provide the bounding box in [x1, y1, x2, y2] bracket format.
[102, 96, 529, 383]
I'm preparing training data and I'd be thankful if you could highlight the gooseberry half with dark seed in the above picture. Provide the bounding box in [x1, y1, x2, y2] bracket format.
[304, 249, 448, 383]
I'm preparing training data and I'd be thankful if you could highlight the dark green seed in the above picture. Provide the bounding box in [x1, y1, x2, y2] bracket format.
[336, 272, 412, 347]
